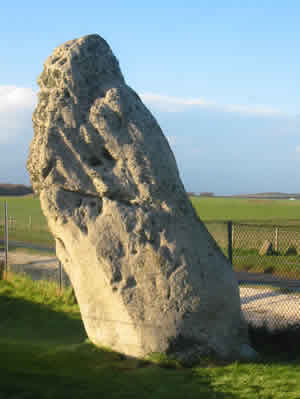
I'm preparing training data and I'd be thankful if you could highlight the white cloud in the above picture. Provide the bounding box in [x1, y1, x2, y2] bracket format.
[296, 146, 300, 153]
[0, 86, 37, 142]
[141, 92, 288, 117]
[141, 93, 212, 113]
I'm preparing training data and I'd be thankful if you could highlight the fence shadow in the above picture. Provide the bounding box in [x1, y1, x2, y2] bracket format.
[0, 289, 85, 344]
[24, 258, 58, 266]
[241, 289, 288, 305]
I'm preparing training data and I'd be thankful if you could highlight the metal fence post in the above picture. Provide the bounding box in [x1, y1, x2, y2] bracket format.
[275, 227, 278, 252]
[4, 201, 8, 279]
[58, 260, 62, 294]
[227, 221, 233, 266]
[0, 201, 2, 280]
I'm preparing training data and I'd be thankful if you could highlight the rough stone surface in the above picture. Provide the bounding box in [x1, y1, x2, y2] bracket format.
[27, 34, 253, 362]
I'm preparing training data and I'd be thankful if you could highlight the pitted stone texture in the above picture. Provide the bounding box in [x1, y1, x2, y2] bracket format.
[27, 34, 253, 362]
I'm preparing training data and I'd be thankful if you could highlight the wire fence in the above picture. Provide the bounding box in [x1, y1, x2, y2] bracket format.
[1, 205, 300, 329]
[205, 221, 300, 328]
[0, 205, 54, 248]
[205, 221, 300, 280]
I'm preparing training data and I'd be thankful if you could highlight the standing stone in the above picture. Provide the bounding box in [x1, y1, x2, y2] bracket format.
[259, 240, 273, 256]
[27, 34, 255, 364]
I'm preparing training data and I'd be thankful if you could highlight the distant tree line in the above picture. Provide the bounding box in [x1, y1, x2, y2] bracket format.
[187, 192, 215, 197]
[0, 184, 33, 196]
[199, 192, 214, 197]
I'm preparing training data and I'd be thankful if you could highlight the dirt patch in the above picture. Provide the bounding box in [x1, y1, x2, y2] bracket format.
[237, 271, 300, 289]
[1, 250, 70, 285]
[7, 251, 57, 266]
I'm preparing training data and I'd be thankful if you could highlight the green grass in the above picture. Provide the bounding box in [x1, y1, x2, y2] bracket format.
[191, 196, 300, 224]
[0, 195, 46, 225]
[0, 195, 54, 247]
[216, 247, 300, 278]
[8, 246, 55, 256]
[4, 227, 55, 247]
[0, 272, 82, 344]
[233, 252, 300, 278]
[2, 272, 300, 398]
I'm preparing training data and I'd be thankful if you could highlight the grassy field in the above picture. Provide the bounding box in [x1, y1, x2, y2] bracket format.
[0, 195, 46, 225]
[1, 195, 300, 277]
[2, 195, 300, 227]
[0, 195, 53, 247]
[190, 196, 300, 224]
[1, 272, 300, 398]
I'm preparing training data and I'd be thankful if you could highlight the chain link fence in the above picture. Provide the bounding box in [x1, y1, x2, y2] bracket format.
[205, 221, 300, 328]
[205, 221, 300, 278]
[0, 200, 67, 290]
[0, 207, 54, 249]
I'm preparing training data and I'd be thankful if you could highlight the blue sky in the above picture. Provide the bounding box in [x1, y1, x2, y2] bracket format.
[1, 1, 300, 194]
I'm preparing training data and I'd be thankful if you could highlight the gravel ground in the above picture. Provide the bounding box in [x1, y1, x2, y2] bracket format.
[3, 251, 300, 329]
[240, 286, 300, 329]
[5, 251, 70, 286]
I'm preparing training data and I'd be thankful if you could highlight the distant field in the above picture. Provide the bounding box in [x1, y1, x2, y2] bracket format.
[190, 196, 300, 225]
[0, 195, 300, 249]
[0, 195, 46, 224]
[0, 195, 52, 247]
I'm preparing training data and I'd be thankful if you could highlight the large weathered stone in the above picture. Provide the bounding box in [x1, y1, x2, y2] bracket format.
[27, 34, 254, 362]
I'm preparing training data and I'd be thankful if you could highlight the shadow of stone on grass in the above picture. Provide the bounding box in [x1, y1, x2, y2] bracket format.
[0, 289, 85, 345]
